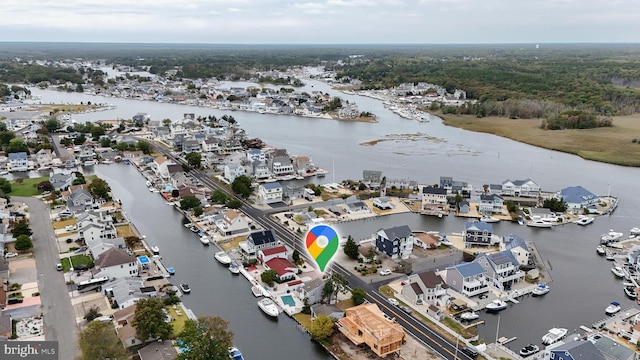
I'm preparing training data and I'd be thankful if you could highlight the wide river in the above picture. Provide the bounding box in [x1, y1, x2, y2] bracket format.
[26, 76, 640, 355]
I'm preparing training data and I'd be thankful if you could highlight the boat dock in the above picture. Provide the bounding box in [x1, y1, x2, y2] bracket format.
[497, 336, 517, 345]
[592, 307, 639, 331]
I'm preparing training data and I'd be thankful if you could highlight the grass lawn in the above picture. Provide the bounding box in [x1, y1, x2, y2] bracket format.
[52, 219, 77, 230]
[9, 177, 48, 197]
[166, 306, 188, 335]
[294, 313, 313, 331]
[336, 299, 354, 311]
[60, 254, 94, 272]
[436, 112, 640, 167]
[115, 224, 135, 238]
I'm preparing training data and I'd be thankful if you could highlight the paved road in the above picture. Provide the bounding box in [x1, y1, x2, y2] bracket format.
[18, 197, 79, 360]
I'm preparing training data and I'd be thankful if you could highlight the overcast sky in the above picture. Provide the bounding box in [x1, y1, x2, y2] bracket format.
[2, 0, 639, 44]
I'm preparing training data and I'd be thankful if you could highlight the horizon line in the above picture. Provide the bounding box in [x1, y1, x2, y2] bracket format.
[1, 41, 640, 46]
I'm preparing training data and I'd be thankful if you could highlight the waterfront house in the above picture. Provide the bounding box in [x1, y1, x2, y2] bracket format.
[474, 251, 524, 291]
[372, 196, 392, 210]
[78, 222, 117, 247]
[138, 339, 178, 360]
[252, 161, 271, 180]
[362, 170, 383, 190]
[558, 185, 599, 211]
[67, 185, 99, 212]
[549, 338, 608, 360]
[463, 221, 495, 247]
[240, 229, 278, 255]
[88, 237, 127, 259]
[50, 172, 75, 191]
[401, 270, 448, 306]
[344, 200, 371, 215]
[386, 178, 417, 190]
[298, 277, 326, 305]
[263, 255, 298, 282]
[412, 231, 441, 250]
[214, 209, 251, 237]
[458, 200, 470, 214]
[170, 171, 189, 189]
[8, 152, 28, 172]
[270, 155, 295, 176]
[500, 234, 532, 268]
[284, 184, 306, 201]
[375, 225, 414, 259]
[311, 304, 344, 320]
[500, 179, 540, 197]
[478, 193, 504, 214]
[420, 186, 448, 213]
[258, 182, 283, 205]
[35, 148, 53, 166]
[444, 262, 489, 297]
[246, 149, 266, 163]
[152, 156, 173, 181]
[257, 245, 289, 264]
[93, 248, 138, 280]
[439, 176, 472, 195]
[337, 303, 405, 357]
[223, 163, 246, 183]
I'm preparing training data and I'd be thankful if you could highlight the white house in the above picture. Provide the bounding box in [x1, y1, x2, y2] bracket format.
[224, 163, 246, 183]
[421, 186, 448, 213]
[478, 194, 504, 214]
[214, 209, 251, 237]
[500, 179, 540, 197]
[258, 182, 283, 204]
[8, 152, 28, 172]
[93, 248, 138, 280]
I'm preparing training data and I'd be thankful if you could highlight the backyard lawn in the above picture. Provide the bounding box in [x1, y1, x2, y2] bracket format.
[9, 177, 48, 197]
[60, 254, 94, 272]
[115, 224, 135, 238]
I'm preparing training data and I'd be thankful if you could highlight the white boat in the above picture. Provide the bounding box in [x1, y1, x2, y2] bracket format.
[214, 251, 232, 265]
[532, 284, 550, 296]
[542, 327, 568, 345]
[519, 344, 540, 357]
[257, 298, 279, 317]
[180, 283, 191, 294]
[630, 227, 640, 237]
[624, 286, 638, 300]
[605, 251, 616, 261]
[601, 230, 624, 244]
[83, 160, 96, 166]
[228, 346, 245, 360]
[605, 301, 621, 315]
[611, 266, 625, 278]
[526, 219, 554, 228]
[200, 236, 210, 246]
[229, 263, 240, 274]
[460, 311, 480, 321]
[150, 246, 160, 255]
[101, 160, 114, 164]
[251, 285, 264, 297]
[574, 217, 594, 226]
[0, 170, 8, 175]
[596, 245, 606, 256]
[480, 215, 500, 223]
[485, 299, 508, 312]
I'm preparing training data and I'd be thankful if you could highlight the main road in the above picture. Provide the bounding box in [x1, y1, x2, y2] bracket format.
[18, 197, 79, 360]
[151, 144, 474, 360]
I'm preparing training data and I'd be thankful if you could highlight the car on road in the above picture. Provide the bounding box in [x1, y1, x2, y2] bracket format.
[400, 306, 412, 314]
[388, 298, 399, 306]
[4, 252, 18, 258]
[461, 346, 478, 358]
[8, 297, 24, 304]
[379, 268, 392, 276]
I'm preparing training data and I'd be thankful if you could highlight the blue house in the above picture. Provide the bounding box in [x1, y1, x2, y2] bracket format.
[550, 339, 605, 360]
[558, 185, 598, 211]
[375, 225, 414, 259]
[464, 221, 494, 247]
[444, 262, 489, 297]
[474, 251, 524, 290]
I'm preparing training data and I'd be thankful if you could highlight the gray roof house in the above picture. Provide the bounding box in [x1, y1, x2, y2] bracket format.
[474, 251, 524, 291]
[375, 225, 414, 259]
[444, 262, 489, 297]
[298, 277, 326, 305]
[401, 270, 448, 306]
[50, 172, 75, 191]
[464, 221, 495, 247]
[558, 185, 599, 210]
[67, 186, 96, 212]
[550, 339, 605, 360]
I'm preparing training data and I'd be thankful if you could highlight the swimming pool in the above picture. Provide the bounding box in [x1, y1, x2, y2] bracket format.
[281, 295, 295, 307]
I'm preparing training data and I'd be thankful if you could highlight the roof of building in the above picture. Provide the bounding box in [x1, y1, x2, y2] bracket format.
[480, 193, 503, 201]
[8, 152, 27, 160]
[552, 339, 605, 360]
[591, 334, 635, 359]
[465, 221, 493, 232]
[417, 270, 448, 289]
[265, 258, 297, 277]
[410, 282, 423, 295]
[261, 182, 282, 190]
[311, 303, 343, 317]
[95, 248, 135, 268]
[454, 262, 485, 278]
[502, 234, 528, 251]
[138, 339, 179, 360]
[559, 185, 598, 204]
[260, 245, 287, 257]
[248, 229, 277, 246]
[422, 186, 447, 195]
[378, 225, 412, 240]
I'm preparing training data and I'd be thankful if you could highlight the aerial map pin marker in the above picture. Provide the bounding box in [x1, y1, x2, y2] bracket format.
[305, 224, 339, 273]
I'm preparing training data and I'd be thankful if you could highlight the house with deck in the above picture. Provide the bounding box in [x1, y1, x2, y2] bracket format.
[401, 270, 448, 306]
[375, 225, 414, 259]
[478, 193, 504, 214]
[474, 251, 524, 291]
[444, 262, 490, 297]
[500, 234, 532, 269]
[420, 186, 448, 213]
[240, 229, 278, 255]
[463, 221, 495, 247]
[93, 248, 138, 280]
[500, 179, 540, 197]
[214, 209, 251, 237]
[362, 170, 383, 190]
[558, 185, 599, 211]
[258, 182, 283, 204]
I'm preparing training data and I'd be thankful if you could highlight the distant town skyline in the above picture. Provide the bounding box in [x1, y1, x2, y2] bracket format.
[2, 0, 639, 44]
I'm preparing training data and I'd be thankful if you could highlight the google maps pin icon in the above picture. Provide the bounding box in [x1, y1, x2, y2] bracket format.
[305, 224, 340, 273]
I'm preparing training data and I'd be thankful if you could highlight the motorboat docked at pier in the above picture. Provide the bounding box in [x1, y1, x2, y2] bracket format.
[229, 263, 240, 274]
[480, 215, 500, 223]
[542, 328, 568, 345]
[228, 346, 245, 360]
[526, 219, 554, 228]
[630, 227, 640, 238]
[574, 217, 594, 226]
[460, 311, 480, 321]
[485, 299, 508, 312]
[600, 230, 624, 244]
[606, 301, 621, 315]
[532, 284, 550, 296]
[519, 344, 540, 357]
[596, 245, 606, 255]
[611, 266, 626, 278]
[625, 286, 638, 300]
[200, 236, 210, 246]
[150, 246, 160, 255]
[214, 251, 232, 265]
[257, 298, 279, 317]
[179, 283, 191, 294]
[251, 285, 264, 297]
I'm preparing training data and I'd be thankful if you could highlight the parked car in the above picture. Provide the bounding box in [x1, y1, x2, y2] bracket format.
[387, 298, 399, 306]
[461, 346, 478, 358]
[7, 297, 24, 304]
[4, 252, 18, 258]
[400, 306, 412, 314]
[379, 268, 392, 276]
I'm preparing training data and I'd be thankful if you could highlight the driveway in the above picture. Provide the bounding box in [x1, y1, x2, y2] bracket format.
[17, 197, 79, 360]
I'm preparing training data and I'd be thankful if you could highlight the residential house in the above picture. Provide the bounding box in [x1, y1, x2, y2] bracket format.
[311, 304, 344, 320]
[458, 200, 470, 214]
[246, 149, 266, 163]
[256, 245, 289, 264]
[558, 185, 599, 211]
[284, 184, 307, 201]
[385, 178, 417, 190]
[35, 149, 53, 166]
[412, 231, 441, 250]
[89, 237, 127, 259]
[344, 201, 371, 215]
[500, 179, 540, 197]
[258, 182, 283, 204]
[93, 248, 138, 280]
[78, 222, 117, 248]
[201, 138, 222, 153]
[590, 333, 637, 360]
[105, 277, 148, 310]
[293, 155, 314, 174]
[270, 155, 295, 176]
[464, 221, 495, 247]
[500, 234, 531, 269]
[170, 171, 190, 189]
[298, 277, 325, 304]
[549, 339, 606, 360]
[362, 170, 383, 189]
[252, 161, 270, 180]
[67, 185, 98, 212]
[50, 172, 75, 191]
[8, 152, 28, 172]
[474, 251, 524, 291]
[439, 176, 472, 195]
[375, 225, 415, 259]
[223, 163, 246, 183]
[421, 186, 448, 213]
[478, 193, 504, 214]
[239, 229, 278, 255]
[137, 339, 178, 360]
[264, 257, 298, 281]
[337, 303, 405, 357]
[444, 262, 489, 297]
[177, 184, 210, 201]
[182, 139, 201, 153]
[401, 270, 448, 306]
[153, 156, 173, 181]
[372, 196, 392, 210]
[214, 209, 251, 237]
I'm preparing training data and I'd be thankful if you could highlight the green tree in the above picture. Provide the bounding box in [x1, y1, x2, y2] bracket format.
[87, 177, 111, 200]
[542, 198, 568, 213]
[210, 189, 229, 204]
[6, 138, 28, 153]
[180, 195, 201, 211]
[310, 314, 335, 343]
[132, 298, 173, 343]
[351, 287, 366, 306]
[327, 273, 348, 303]
[44, 117, 61, 133]
[177, 316, 234, 360]
[185, 152, 202, 168]
[343, 235, 359, 260]
[14, 234, 33, 251]
[193, 206, 203, 217]
[37, 180, 53, 193]
[73, 133, 87, 145]
[261, 269, 278, 286]
[77, 321, 129, 360]
[226, 199, 242, 209]
[0, 178, 11, 193]
[231, 175, 253, 198]
[83, 305, 102, 322]
[162, 118, 172, 128]
[136, 140, 151, 154]
[12, 220, 32, 237]
[292, 249, 301, 265]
